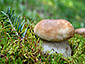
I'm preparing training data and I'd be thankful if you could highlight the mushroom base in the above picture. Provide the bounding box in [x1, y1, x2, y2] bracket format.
[42, 40, 71, 57]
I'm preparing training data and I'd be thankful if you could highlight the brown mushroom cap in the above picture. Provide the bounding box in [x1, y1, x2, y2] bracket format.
[34, 19, 75, 42]
[75, 28, 85, 35]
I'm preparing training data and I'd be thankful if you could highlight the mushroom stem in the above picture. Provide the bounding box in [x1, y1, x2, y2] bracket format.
[42, 40, 71, 57]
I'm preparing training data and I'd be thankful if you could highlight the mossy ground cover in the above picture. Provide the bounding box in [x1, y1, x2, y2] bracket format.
[0, 0, 85, 64]
[0, 24, 85, 64]
[0, 8, 85, 64]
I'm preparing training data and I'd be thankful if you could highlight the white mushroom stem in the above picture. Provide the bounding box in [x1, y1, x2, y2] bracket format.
[42, 40, 71, 57]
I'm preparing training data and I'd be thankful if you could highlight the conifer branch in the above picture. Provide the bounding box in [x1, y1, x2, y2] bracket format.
[1, 11, 20, 38]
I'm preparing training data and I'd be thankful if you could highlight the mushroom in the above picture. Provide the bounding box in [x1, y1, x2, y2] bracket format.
[75, 28, 85, 36]
[34, 19, 75, 57]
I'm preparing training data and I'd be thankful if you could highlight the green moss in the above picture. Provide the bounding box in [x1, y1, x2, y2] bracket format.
[0, 7, 85, 64]
[0, 25, 85, 64]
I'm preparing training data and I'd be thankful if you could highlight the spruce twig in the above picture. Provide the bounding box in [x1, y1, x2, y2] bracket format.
[1, 11, 20, 38]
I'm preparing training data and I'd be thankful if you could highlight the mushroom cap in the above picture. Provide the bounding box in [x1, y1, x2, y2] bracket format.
[34, 19, 75, 42]
[75, 28, 85, 35]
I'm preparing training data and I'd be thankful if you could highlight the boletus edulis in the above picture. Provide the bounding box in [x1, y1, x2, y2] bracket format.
[75, 28, 85, 37]
[34, 19, 75, 57]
